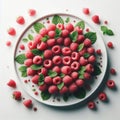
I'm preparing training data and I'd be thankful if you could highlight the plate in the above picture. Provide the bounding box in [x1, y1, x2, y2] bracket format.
[14, 13, 107, 107]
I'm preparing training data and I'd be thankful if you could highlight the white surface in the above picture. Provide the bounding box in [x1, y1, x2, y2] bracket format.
[0, 0, 120, 120]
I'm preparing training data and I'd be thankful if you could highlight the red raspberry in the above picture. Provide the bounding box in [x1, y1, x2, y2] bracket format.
[63, 75, 73, 86]
[88, 55, 96, 63]
[62, 47, 71, 56]
[74, 26, 83, 34]
[6, 41, 11, 46]
[24, 59, 33, 67]
[27, 67, 36, 76]
[47, 39, 56, 47]
[104, 20, 108, 24]
[79, 57, 88, 66]
[53, 76, 62, 85]
[84, 38, 92, 47]
[44, 49, 53, 59]
[75, 79, 84, 87]
[7, 27, 16, 36]
[28, 41, 36, 50]
[48, 85, 58, 94]
[64, 37, 71, 46]
[40, 28, 48, 37]
[61, 66, 71, 75]
[23, 99, 32, 108]
[44, 76, 53, 85]
[107, 42, 113, 48]
[52, 66, 61, 74]
[43, 59, 52, 69]
[98, 92, 107, 101]
[83, 8, 90, 15]
[62, 56, 71, 65]
[53, 56, 62, 65]
[37, 67, 47, 76]
[84, 72, 91, 80]
[28, 9, 36, 16]
[60, 86, 69, 94]
[79, 48, 87, 56]
[16, 16, 25, 25]
[70, 43, 78, 51]
[56, 23, 64, 30]
[7, 79, 16, 88]
[62, 29, 69, 37]
[48, 31, 55, 38]
[96, 49, 102, 55]
[47, 24, 56, 31]
[85, 64, 94, 73]
[39, 84, 48, 92]
[13, 91, 21, 100]
[25, 50, 34, 59]
[69, 83, 78, 93]
[77, 35, 85, 43]
[31, 75, 39, 84]
[71, 72, 78, 80]
[56, 37, 64, 44]
[107, 80, 115, 88]
[34, 34, 42, 44]
[37, 42, 47, 50]
[33, 56, 42, 65]
[88, 101, 96, 109]
[110, 68, 116, 75]
[71, 52, 80, 61]
[20, 44, 25, 50]
[92, 15, 100, 24]
[65, 23, 74, 32]
[52, 45, 61, 54]
[87, 47, 95, 54]
[71, 61, 80, 71]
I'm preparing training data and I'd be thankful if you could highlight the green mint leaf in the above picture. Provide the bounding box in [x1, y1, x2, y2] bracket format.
[19, 66, 27, 77]
[106, 29, 114, 36]
[69, 31, 78, 42]
[15, 54, 26, 64]
[101, 26, 108, 32]
[41, 91, 51, 100]
[55, 28, 62, 38]
[57, 82, 64, 90]
[101, 26, 114, 36]
[52, 15, 64, 25]
[59, 73, 65, 78]
[38, 74, 44, 85]
[92, 65, 101, 76]
[63, 93, 70, 102]
[78, 43, 84, 51]
[78, 66, 86, 79]
[28, 34, 33, 40]
[73, 88, 86, 99]
[79, 74, 84, 79]
[30, 64, 43, 70]
[33, 22, 45, 33]
[31, 49, 44, 58]
[75, 21, 85, 30]
[65, 17, 70, 23]
[83, 53, 90, 58]
[48, 70, 57, 78]
[22, 38, 28, 42]
[84, 32, 97, 44]
[41, 35, 49, 42]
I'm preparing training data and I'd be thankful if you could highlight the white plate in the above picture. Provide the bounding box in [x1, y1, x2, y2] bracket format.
[14, 13, 107, 107]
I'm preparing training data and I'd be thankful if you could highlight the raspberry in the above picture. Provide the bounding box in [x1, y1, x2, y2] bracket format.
[83, 8, 90, 15]
[37, 67, 47, 76]
[79, 57, 88, 66]
[47, 24, 56, 31]
[52, 45, 61, 54]
[71, 72, 78, 80]
[23, 99, 32, 108]
[56, 23, 64, 30]
[65, 23, 74, 32]
[44, 76, 53, 85]
[27, 67, 36, 76]
[69, 83, 78, 93]
[40, 28, 48, 37]
[88, 101, 96, 109]
[13, 91, 21, 100]
[77, 35, 85, 43]
[87, 47, 95, 54]
[33, 56, 42, 64]
[92, 15, 100, 24]
[62, 29, 69, 37]
[60, 86, 68, 94]
[24, 59, 33, 67]
[56, 37, 64, 44]
[25, 50, 34, 59]
[79, 48, 87, 56]
[39, 84, 48, 92]
[74, 26, 83, 34]
[48, 31, 55, 38]
[62, 47, 71, 56]
[75, 79, 84, 87]
[107, 42, 113, 48]
[85, 64, 94, 73]
[84, 38, 92, 47]
[88, 55, 96, 63]
[107, 80, 115, 88]
[28, 41, 36, 50]
[48, 85, 58, 94]
[64, 37, 71, 46]
[37, 42, 47, 50]
[43, 59, 52, 69]
[110, 68, 116, 75]
[104, 20, 108, 24]
[6, 41, 11, 47]
[84, 72, 91, 80]
[28, 9, 36, 16]
[7, 79, 16, 88]
[96, 49, 102, 55]
[20, 44, 25, 50]
[62, 56, 71, 65]
[34, 34, 42, 44]
[53, 76, 62, 85]
[31, 75, 39, 84]
[63, 75, 73, 86]
[52, 66, 61, 74]
[52, 56, 62, 65]
[47, 39, 56, 47]
[70, 43, 78, 51]
[61, 66, 71, 75]
[44, 49, 53, 59]
[7, 27, 16, 36]
[71, 52, 80, 61]
[98, 92, 107, 101]
[16, 16, 25, 25]
[71, 61, 80, 71]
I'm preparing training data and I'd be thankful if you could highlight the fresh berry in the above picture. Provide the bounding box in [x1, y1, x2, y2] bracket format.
[98, 92, 107, 101]
[107, 80, 115, 88]
[27, 67, 36, 76]
[87, 47, 95, 54]
[62, 56, 71, 65]
[7, 27, 16, 36]
[71, 72, 78, 80]
[23, 99, 32, 108]
[6, 41, 11, 46]
[77, 35, 85, 43]
[44, 76, 53, 85]
[65, 23, 74, 32]
[47, 39, 56, 47]
[70, 43, 78, 51]
[62, 29, 69, 37]
[107, 42, 113, 48]
[75, 79, 84, 87]
[69, 83, 78, 93]
[56, 37, 64, 44]
[52, 56, 62, 65]
[83, 8, 90, 15]
[25, 50, 34, 59]
[61, 66, 71, 75]
[64, 37, 71, 46]
[31, 75, 39, 84]
[20, 44, 25, 50]
[84, 38, 92, 47]
[92, 15, 100, 24]
[28, 9, 36, 16]
[71, 61, 80, 71]
[71, 52, 80, 61]
[110, 68, 116, 75]
[44, 50, 53, 59]
[37, 67, 47, 76]
[53, 76, 62, 85]
[39, 84, 48, 92]
[43, 59, 52, 68]
[24, 59, 33, 67]
[37, 42, 47, 50]
[52, 66, 61, 74]
[63, 75, 73, 86]
[33, 56, 42, 64]
[96, 49, 102, 55]
[40, 28, 48, 37]
[48, 31, 55, 38]
[62, 47, 71, 56]
[60, 86, 68, 94]
[52, 45, 61, 54]
[56, 23, 64, 30]
[74, 27, 83, 34]
[88, 101, 96, 109]
[47, 24, 56, 31]
[88, 55, 96, 63]
[7, 79, 16, 88]
[16, 16, 25, 25]
[48, 85, 58, 94]
[13, 91, 21, 100]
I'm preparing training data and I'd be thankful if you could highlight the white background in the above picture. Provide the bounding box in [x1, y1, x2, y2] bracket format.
[0, 0, 120, 120]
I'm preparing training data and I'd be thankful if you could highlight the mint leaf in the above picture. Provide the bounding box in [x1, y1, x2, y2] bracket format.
[57, 82, 64, 90]
[84, 32, 97, 44]
[101, 26, 114, 36]
[65, 17, 70, 23]
[78, 66, 86, 79]
[83, 53, 90, 58]
[19, 66, 27, 77]
[28, 34, 33, 40]
[79, 74, 84, 79]
[22, 38, 28, 42]
[33, 22, 45, 33]
[31, 49, 44, 58]
[52, 15, 64, 25]
[106, 29, 114, 36]
[55, 28, 62, 38]
[41, 35, 49, 42]
[75, 21, 85, 30]
[78, 43, 84, 51]
[15, 54, 26, 64]
[101, 26, 108, 33]
[69, 31, 78, 42]
[30, 64, 42, 70]
[59, 73, 65, 78]
[41, 91, 51, 100]
[73, 88, 86, 99]
[38, 74, 44, 85]
[48, 70, 57, 78]
[92, 65, 101, 76]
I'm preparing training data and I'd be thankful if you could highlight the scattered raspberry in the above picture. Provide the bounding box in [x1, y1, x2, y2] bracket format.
[34, 91, 38, 95]
[6, 41, 11, 47]
[110, 68, 116, 75]
[104, 20, 108, 24]
[98, 92, 107, 101]
[88, 101, 96, 109]
[28, 9, 36, 16]
[7, 27, 16, 36]
[107, 80, 115, 89]
[96, 49, 102, 55]
[92, 15, 100, 24]
[13, 91, 22, 100]
[7, 79, 16, 88]
[107, 42, 114, 48]
[16, 16, 25, 25]
[23, 99, 33, 108]
[83, 8, 90, 15]
[86, 28, 90, 32]
[20, 44, 25, 50]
